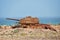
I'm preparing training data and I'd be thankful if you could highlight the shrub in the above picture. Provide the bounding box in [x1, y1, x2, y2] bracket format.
[13, 29, 19, 33]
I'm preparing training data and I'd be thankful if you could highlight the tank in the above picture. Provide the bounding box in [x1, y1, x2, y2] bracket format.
[6, 16, 57, 31]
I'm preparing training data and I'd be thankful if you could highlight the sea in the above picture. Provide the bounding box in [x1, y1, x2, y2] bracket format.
[0, 18, 60, 26]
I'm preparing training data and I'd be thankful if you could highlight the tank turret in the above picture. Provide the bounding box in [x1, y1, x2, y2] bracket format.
[19, 16, 39, 24]
[6, 16, 39, 24]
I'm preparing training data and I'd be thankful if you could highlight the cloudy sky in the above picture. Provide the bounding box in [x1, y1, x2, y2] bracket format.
[0, 0, 60, 18]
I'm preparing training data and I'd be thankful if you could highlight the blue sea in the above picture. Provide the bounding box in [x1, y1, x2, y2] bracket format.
[0, 18, 60, 25]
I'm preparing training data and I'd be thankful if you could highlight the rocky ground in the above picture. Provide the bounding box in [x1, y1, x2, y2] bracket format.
[0, 27, 60, 40]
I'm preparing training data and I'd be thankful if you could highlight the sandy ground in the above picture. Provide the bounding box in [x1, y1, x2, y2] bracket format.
[0, 27, 60, 40]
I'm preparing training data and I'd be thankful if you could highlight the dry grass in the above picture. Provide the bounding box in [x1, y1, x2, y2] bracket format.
[0, 25, 60, 40]
[0, 28, 60, 40]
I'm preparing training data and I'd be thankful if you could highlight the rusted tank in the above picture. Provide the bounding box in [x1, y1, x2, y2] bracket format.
[6, 16, 57, 31]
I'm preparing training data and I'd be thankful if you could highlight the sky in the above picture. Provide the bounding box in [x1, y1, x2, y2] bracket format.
[0, 0, 60, 18]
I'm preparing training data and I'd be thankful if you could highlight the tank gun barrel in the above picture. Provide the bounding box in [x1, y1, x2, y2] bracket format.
[6, 18, 20, 21]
